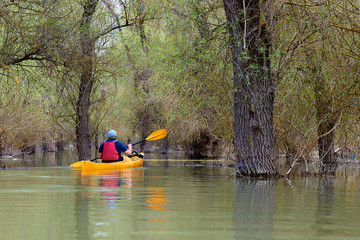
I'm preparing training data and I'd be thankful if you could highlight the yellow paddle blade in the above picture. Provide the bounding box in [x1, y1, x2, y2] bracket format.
[146, 129, 167, 141]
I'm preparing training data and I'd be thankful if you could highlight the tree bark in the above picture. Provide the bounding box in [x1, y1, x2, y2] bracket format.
[75, 0, 98, 161]
[223, 0, 277, 177]
[94, 133, 99, 157]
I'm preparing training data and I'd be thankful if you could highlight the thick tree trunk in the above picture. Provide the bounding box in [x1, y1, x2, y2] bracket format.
[76, 75, 93, 160]
[223, 0, 277, 177]
[75, 0, 98, 161]
[94, 133, 99, 157]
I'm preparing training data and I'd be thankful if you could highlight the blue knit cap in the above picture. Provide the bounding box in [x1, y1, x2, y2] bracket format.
[108, 130, 117, 138]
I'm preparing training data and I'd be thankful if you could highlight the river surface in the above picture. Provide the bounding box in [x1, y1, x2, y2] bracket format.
[0, 152, 359, 240]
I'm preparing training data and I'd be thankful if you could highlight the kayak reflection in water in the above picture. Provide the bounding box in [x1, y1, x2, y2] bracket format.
[101, 173, 120, 209]
[100, 169, 143, 209]
[98, 130, 133, 163]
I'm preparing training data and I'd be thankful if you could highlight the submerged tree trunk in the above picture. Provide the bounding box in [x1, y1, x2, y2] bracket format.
[125, 16, 152, 153]
[22, 145, 36, 154]
[185, 130, 221, 159]
[314, 73, 338, 175]
[223, 0, 277, 177]
[75, 0, 98, 161]
[56, 140, 65, 151]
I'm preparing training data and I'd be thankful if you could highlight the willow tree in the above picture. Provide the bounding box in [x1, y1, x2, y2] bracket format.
[309, 0, 360, 173]
[223, 0, 277, 176]
[0, 0, 60, 154]
[61, 0, 135, 161]
[74, 0, 99, 160]
[134, 0, 232, 158]
[274, 1, 360, 175]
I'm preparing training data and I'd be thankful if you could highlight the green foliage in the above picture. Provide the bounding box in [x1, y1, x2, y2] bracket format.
[0, 67, 52, 152]
[273, 0, 360, 170]
[145, 0, 233, 146]
[110, 0, 233, 155]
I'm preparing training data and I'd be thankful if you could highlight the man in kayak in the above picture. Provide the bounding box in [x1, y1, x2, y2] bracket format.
[97, 130, 132, 162]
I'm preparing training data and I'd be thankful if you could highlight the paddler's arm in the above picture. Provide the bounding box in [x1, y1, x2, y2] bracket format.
[97, 143, 104, 159]
[123, 144, 132, 156]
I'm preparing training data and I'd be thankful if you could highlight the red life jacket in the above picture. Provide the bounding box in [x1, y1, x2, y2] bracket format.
[102, 141, 120, 161]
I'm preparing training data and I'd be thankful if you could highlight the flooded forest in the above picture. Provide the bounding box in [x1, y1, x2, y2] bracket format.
[1, 0, 360, 177]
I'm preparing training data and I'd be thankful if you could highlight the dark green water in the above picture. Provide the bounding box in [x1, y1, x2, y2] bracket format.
[0, 152, 359, 240]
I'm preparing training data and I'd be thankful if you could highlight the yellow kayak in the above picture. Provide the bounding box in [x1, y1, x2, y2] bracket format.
[69, 153, 144, 171]
[68, 128, 166, 171]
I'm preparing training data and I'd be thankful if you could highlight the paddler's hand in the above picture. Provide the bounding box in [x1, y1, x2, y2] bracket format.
[127, 144, 132, 153]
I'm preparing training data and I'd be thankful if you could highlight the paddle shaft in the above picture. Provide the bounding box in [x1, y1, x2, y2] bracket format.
[132, 139, 146, 146]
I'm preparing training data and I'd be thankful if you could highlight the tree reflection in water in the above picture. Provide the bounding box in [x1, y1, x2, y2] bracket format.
[315, 177, 335, 235]
[233, 178, 277, 240]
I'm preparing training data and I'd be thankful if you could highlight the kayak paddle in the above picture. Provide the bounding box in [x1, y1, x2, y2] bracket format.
[132, 129, 167, 146]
